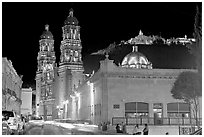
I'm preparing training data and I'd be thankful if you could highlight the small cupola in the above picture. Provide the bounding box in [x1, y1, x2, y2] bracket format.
[40, 24, 54, 39]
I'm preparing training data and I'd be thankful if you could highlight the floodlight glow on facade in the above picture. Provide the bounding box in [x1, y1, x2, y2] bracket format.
[90, 82, 94, 120]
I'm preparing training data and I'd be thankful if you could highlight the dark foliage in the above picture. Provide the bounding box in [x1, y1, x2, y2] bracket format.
[171, 71, 201, 102]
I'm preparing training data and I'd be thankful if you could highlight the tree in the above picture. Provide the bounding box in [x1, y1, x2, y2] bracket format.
[182, 5, 202, 128]
[171, 71, 201, 127]
[187, 5, 202, 75]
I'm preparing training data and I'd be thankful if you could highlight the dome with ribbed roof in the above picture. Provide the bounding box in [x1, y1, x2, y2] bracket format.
[121, 46, 152, 69]
[64, 8, 79, 25]
[40, 24, 53, 39]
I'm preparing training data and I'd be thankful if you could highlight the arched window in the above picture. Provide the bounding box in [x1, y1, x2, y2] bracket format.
[140, 57, 147, 64]
[129, 57, 137, 65]
[125, 102, 149, 117]
[75, 51, 78, 57]
[167, 102, 190, 118]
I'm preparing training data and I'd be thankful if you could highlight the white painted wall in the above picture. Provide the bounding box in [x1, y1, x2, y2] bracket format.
[107, 77, 181, 122]
[21, 89, 32, 115]
[77, 58, 202, 126]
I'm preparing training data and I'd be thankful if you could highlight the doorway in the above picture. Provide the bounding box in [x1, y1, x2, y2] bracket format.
[153, 103, 163, 125]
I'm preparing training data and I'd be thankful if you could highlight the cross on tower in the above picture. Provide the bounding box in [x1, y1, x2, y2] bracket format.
[45, 24, 49, 31]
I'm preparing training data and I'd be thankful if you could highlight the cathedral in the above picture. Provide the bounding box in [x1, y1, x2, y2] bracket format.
[35, 9, 202, 129]
[36, 9, 84, 120]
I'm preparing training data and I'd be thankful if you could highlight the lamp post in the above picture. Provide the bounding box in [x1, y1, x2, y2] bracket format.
[63, 101, 66, 119]
[56, 105, 60, 119]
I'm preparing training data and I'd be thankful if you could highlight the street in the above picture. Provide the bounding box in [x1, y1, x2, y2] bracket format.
[22, 120, 102, 135]
[24, 124, 72, 135]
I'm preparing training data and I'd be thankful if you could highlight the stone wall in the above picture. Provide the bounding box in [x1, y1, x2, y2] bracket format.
[2, 57, 23, 114]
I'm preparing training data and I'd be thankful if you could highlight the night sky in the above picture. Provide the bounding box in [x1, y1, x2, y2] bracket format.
[2, 2, 200, 88]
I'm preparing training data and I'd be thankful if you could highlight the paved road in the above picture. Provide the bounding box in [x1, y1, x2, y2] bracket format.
[23, 121, 120, 135]
[24, 123, 100, 135]
[24, 124, 72, 135]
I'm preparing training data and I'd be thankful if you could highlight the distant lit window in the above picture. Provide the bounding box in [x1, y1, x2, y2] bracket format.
[70, 50, 73, 55]
[113, 104, 120, 109]
[75, 51, 78, 57]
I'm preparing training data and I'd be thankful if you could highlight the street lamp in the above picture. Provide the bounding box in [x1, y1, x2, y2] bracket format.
[56, 105, 60, 119]
[63, 100, 69, 119]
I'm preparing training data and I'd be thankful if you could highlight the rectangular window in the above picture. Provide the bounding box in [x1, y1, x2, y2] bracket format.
[125, 102, 136, 112]
[113, 104, 120, 109]
[178, 103, 190, 112]
[167, 103, 178, 112]
[125, 102, 149, 117]
[167, 103, 190, 118]
[137, 102, 149, 112]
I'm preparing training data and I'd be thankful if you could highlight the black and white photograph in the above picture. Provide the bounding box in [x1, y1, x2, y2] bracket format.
[2, 1, 202, 135]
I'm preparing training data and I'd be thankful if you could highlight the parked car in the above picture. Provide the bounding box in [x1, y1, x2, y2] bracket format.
[190, 128, 202, 135]
[2, 111, 24, 135]
[2, 116, 11, 135]
[16, 115, 25, 134]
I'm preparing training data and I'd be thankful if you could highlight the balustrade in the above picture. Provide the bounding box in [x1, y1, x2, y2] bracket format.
[112, 117, 202, 126]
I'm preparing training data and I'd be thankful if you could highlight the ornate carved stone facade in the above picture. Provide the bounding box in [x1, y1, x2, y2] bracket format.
[36, 24, 56, 120]
[36, 9, 84, 120]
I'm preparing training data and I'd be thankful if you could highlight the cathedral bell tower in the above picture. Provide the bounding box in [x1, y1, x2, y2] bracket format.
[36, 24, 56, 119]
[60, 8, 83, 70]
[59, 8, 84, 90]
[58, 9, 84, 119]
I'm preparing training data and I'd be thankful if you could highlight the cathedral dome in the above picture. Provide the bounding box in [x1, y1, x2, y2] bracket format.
[64, 8, 79, 25]
[40, 24, 53, 39]
[121, 46, 152, 69]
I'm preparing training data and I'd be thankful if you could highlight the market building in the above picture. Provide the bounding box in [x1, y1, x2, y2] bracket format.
[73, 47, 202, 126]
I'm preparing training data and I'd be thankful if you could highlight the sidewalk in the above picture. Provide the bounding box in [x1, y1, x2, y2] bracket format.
[95, 125, 130, 135]
[97, 130, 129, 135]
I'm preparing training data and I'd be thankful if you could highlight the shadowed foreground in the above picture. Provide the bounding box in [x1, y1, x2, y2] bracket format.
[24, 124, 72, 135]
